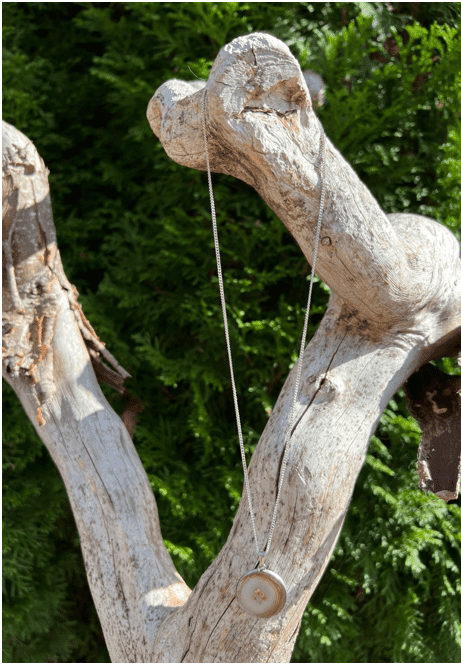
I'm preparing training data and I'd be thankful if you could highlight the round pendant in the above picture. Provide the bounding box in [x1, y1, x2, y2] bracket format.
[236, 568, 287, 618]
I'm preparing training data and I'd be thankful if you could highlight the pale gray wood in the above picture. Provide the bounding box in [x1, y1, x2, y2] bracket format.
[2, 121, 191, 664]
[3, 31, 461, 663]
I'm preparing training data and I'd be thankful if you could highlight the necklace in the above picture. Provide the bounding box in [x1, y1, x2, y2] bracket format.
[201, 91, 326, 618]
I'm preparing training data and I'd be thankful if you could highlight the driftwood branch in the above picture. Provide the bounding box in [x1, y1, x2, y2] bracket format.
[3, 32, 461, 663]
[2, 120, 191, 663]
[2, 119, 132, 422]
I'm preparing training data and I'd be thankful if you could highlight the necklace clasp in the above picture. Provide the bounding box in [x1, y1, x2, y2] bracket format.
[258, 551, 267, 570]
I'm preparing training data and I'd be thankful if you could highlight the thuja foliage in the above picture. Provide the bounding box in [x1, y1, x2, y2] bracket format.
[3, 3, 460, 662]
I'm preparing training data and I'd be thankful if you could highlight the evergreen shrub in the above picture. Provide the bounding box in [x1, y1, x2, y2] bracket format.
[3, 3, 460, 662]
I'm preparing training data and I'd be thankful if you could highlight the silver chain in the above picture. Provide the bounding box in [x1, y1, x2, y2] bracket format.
[201, 91, 326, 567]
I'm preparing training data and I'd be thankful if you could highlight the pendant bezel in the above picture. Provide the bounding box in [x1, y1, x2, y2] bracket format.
[236, 568, 287, 618]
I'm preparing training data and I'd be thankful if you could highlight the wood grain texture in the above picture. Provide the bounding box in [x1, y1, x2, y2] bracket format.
[4, 32, 461, 663]
[2, 121, 190, 663]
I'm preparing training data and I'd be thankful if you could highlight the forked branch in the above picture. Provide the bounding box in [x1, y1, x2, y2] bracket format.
[3, 32, 460, 664]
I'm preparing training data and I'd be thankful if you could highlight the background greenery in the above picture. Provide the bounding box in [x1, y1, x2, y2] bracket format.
[3, 2, 461, 662]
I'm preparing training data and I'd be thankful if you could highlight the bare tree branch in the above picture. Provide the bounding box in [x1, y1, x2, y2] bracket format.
[3, 32, 461, 663]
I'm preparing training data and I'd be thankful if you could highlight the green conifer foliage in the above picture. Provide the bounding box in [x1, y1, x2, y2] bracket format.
[3, 3, 460, 662]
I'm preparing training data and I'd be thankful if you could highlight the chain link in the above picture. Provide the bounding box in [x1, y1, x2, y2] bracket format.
[201, 90, 326, 566]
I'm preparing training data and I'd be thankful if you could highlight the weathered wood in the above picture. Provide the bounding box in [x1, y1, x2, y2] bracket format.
[3, 32, 461, 663]
[2, 120, 191, 664]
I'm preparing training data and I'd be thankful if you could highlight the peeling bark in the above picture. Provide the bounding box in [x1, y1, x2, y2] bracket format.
[404, 364, 461, 502]
[3, 32, 461, 663]
[2, 122, 132, 426]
